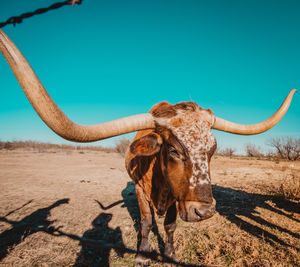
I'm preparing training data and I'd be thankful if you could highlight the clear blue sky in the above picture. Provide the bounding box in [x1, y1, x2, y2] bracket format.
[0, 0, 299, 153]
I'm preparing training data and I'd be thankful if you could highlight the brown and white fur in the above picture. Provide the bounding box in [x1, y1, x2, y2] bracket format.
[125, 101, 217, 266]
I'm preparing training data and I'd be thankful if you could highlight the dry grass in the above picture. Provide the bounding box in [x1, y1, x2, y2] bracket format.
[0, 150, 299, 267]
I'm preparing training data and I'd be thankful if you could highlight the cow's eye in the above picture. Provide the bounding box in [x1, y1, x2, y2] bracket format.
[168, 146, 180, 158]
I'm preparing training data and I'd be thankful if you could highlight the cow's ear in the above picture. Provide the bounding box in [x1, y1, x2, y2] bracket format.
[130, 133, 162, 156]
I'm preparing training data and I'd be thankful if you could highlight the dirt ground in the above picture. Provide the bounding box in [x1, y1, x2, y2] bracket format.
[0, 149, 299, 267]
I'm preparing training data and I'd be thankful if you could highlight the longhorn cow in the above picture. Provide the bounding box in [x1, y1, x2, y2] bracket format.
[0, 30, 296, 266]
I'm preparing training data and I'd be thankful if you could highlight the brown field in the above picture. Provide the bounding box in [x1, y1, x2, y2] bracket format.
[0, 149, 299, 267]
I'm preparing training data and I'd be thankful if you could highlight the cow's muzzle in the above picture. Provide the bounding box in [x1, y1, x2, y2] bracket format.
[178, 199, 216, 222]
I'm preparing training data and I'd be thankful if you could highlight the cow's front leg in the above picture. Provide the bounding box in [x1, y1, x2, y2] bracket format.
[135, 184, 152, 267]
[163, 202, 177, 264]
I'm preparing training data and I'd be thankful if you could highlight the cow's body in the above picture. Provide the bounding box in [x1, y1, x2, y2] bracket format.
[125, 102, 217, 266]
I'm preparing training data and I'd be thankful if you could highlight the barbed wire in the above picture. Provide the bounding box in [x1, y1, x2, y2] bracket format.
[0, 0, 82, 29]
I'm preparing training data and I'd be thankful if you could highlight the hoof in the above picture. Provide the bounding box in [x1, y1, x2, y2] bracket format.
[164, 244, 175, 258]
[135, 255, 151, 267]
[163, 244, 176, 266]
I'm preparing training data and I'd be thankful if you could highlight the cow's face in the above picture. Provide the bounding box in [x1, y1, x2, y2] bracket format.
[130, 102, 217, 222]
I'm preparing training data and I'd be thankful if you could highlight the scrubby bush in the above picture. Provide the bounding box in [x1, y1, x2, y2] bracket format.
[219, 147, 236, 158]
[273, 170, 300, 201]
[245, 143, 264, 158]
[4, 142, 13, 150]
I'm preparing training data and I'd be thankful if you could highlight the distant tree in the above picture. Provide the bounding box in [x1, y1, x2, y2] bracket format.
[245, 143, 263, 158]
[267, 137, 300, 161]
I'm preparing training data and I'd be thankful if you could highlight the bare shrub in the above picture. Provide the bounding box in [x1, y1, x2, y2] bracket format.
[115, 138, 131, 156]
[245, 143, 263, 158]
[267, 137, 300, 161]
[219, 147, 236, 158]
[3, 142, 13, 150]
[272, 170, 300, 201]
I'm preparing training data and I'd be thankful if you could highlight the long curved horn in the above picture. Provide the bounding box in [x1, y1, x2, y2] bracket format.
[213, 89, 297, 135]
[0, 30, 155, 142]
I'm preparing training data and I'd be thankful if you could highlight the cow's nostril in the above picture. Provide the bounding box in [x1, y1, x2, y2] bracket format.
[194, 208, 205, 218]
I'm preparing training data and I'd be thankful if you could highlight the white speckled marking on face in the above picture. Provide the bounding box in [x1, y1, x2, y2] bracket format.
[155, 106, 216, 188]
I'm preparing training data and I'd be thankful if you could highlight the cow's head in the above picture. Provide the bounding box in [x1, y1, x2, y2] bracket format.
[130, 102, 217, 222]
